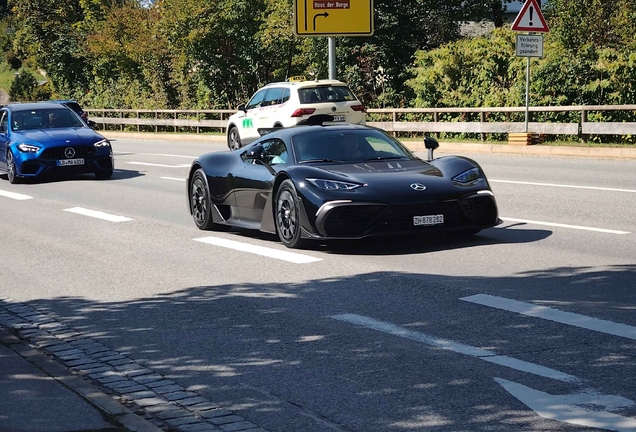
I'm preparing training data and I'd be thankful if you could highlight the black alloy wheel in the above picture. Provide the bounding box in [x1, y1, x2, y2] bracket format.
[190, 169, 229, 231]
[276, 179, 305, 248]
[228, 126, 242, 150]
[6, 151, 19, 184]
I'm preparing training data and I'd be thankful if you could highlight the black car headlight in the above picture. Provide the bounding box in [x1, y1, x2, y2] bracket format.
[94, 139, 111, 148]
[307, 178, 364, 190]
[452, 167, 481, 184]
[17, 143, 41, 153]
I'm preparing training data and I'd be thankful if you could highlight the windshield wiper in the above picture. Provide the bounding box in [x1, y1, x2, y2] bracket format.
[299, 158, 338, 163]
[363, 156, 405, 161]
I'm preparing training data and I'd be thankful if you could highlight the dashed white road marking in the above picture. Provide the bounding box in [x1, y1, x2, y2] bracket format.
[126, 162, 190, 168]
[461, 294, 636, 341]
[331, 313, 580, 383]
[0, 189, 33, 200]
[501, 217, 630, 235]
[64, 207, 133, 222]
[161, 177, 186, 182]
[194, 236, 322, 264]
[491, 179, 636, 194]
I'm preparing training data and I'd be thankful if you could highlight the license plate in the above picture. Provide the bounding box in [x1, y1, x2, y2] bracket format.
[332, 115, 346, 122]
[57, 158, 85, 166]
[414, 214, 444, 226]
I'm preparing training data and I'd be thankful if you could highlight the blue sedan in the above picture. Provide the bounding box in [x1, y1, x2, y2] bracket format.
[0, 102, 114, 184]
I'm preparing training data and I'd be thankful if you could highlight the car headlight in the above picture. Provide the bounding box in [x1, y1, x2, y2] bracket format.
[94, 139, 111, 148]
[17, 143, 41, 153]
[452, 167, 481, 184]
[307, 178, 364, 190]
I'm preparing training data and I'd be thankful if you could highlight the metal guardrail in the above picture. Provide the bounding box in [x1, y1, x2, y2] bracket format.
[85, 105, 636, 141]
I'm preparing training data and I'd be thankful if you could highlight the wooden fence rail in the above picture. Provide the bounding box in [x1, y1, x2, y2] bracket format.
[85, 105, 636, 141]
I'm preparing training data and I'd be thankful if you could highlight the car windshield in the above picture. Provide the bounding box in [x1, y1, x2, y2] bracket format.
[292, 129, 414, 163]
[298, 86, 357, 104]
[11, 108, 85, 131]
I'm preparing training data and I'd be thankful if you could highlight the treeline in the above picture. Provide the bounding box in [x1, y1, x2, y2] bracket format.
[3, 0, 636, 115]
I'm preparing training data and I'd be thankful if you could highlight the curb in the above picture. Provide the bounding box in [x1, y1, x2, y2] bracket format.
[0, 326, 162, 432]
[101, 131, 636, 160]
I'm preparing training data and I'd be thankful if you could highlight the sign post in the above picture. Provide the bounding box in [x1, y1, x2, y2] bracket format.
[294, 0, 374, 79]
[511, 0, 549, 134]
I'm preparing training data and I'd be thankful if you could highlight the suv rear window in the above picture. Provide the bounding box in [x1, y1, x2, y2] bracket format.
[298, 86, 357, 104]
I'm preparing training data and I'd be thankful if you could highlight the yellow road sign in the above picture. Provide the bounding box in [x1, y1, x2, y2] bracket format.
[294, 0, 374, 37]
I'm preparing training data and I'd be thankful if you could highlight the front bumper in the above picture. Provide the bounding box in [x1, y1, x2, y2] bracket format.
[15, 146, 114, 178]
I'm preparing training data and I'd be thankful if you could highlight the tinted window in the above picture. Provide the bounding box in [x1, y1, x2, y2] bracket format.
[11, 108, 85, 131]
[292, 129, 413, 163]
[298, 86, 357, 104]
[263, 88, 284, 106]
[64, 102, 83, 113]
[0, 111, 7, 132]
[245, 90, 267, 110]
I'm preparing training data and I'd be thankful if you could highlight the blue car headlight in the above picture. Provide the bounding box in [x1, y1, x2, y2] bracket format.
[17, 143, 41, 153]
[307, 178, 364, 190]
[94, 139, 111, 148]
[452, 167, 481, 184]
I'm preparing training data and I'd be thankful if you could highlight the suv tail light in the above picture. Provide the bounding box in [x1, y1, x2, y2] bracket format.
[291, 108, 316, 117]
[351, 104, 366, 112]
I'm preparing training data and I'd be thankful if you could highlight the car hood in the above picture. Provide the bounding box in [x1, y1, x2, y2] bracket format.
[320, 159, 442, 178]
[13, 128, 105, 146]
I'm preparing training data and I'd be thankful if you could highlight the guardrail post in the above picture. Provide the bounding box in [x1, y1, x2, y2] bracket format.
[392, 110, 397, 137]
[433, 111, 439, 139]
[581, 108, 588, 143]
[197, 111, 200, 134]
[119, 112, 123, 131]
[136, 111, 140, 132]
[480, 111, 486, 142]
[174, 112, 177, 133]
[155, 112, 158, 133]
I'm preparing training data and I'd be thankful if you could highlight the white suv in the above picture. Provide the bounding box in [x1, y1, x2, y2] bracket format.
[226, 78, 366, 150]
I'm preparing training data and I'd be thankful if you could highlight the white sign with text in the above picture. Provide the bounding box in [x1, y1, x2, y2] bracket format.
[516, 34, 544, 57]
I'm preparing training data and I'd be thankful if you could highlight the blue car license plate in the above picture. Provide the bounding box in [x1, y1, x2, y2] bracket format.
[57, 158, 85, 166]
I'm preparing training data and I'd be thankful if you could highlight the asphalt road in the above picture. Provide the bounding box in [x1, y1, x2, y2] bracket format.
[1, 138, 636, 432]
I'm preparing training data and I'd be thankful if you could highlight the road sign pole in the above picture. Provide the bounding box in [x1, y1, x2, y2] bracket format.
[328, 37, 336, 79]
[525, 54, 530, 133]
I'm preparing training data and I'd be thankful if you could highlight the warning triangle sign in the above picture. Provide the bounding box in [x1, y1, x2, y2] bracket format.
[511, 0, 549, 32]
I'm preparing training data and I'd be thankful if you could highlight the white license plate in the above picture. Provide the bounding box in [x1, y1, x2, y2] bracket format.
[57, 158, 85, 166]
[414, 214, 444, 226]
[332, 115, 346, 122]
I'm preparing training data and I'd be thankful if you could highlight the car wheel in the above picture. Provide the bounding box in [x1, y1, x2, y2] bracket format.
[6, 151, 20, 184]
[276, 180, 306, 249]
[227, 126, 242, 150]
[190, 169, 230, 231]
[95, 169, 113, 179]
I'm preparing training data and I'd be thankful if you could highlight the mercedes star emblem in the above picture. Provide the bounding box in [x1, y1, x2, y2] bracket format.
[331, 107, 337, 112]
[64, 147, 76, 158]
[410, 183, 426, 191]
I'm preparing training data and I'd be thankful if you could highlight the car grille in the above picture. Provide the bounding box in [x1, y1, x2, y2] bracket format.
[321, 195, 497, 237]
[41, 146, 97, 160]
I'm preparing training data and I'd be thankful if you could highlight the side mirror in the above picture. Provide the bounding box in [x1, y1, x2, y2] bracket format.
[87, 120, 97, 129]
[244, 144, 265, 160]
[237, 104, 246, 112]
[424, 136, 439, 160]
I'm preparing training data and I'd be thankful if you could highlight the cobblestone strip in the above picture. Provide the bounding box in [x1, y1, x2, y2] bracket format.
[0, 299, 267, 432]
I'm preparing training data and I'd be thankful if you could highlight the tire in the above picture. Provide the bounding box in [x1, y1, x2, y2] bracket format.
[275, 179, 306, 249]
[95, 169, 113, 179]
[227, 126, 242, 150]
[190, 169, 230, 231]
[6, 151, 20, 184]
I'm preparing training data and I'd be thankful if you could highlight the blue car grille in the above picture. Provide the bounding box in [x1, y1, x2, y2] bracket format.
[41, 146, 97, 160]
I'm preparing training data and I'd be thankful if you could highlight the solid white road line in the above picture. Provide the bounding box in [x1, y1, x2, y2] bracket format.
[64, 207, 133, 222]
[0, 190, 33, 200]
[501, 217, 630, 235]
[194, 236, 322, 264]
[161, 177, 186, 182]
[491, 179, 636, 194]
[331, 313, 580, 383]
[126, 162, 190, 168]
[461, 294, 636, 341]
[496, 378, 636, 432]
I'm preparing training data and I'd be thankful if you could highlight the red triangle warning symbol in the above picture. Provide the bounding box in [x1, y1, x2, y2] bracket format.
[511, 0, 549, 32]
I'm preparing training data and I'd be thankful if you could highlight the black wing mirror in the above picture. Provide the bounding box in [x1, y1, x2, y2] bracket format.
[424, 136, 439, 160]
[244, 144, 265, 160]
[87, 120, 97, 129]
[237, 103, 246, 112]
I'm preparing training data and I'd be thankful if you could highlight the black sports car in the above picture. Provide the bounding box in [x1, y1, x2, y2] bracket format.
[187, 116, 501, 248]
